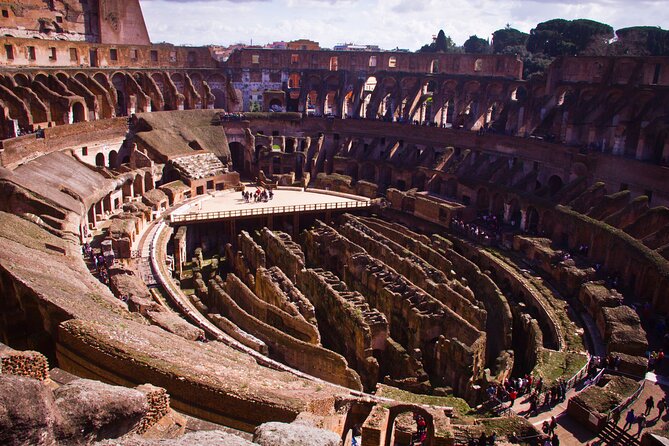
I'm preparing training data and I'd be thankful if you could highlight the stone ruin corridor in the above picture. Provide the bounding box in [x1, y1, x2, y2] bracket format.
[0, 2, 668, 446]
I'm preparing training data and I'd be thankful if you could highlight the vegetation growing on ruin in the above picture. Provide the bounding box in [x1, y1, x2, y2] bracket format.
[376, 384, 474, 419]
[420, 20, 669, 78]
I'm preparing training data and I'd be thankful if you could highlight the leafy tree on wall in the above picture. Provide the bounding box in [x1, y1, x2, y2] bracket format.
[419, 30, 459, 53]
[491, 26, 529, 54]
[526, 19, 613, 57]
[463, 35, 490, 54]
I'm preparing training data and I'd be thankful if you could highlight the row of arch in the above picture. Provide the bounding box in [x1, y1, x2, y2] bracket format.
[0, 69, 230, 138]
[282, 71, 527, 133]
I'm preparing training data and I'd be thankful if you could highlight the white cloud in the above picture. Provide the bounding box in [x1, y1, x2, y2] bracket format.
[139, 0, 669, 49]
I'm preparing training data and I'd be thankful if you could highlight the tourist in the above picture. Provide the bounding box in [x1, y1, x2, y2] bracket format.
[623, 409, 636, 430]
[487, 431, 496, 445]
[509, 389, 517, 407]
[351, 424, 361, 446]
[542, 420, 550, 435]
[478, 432, 487, 446]
[413, 412, 427, 443]
[548, 416, 557, 435]
[645, 395, 655, 416]
[551, 433, 560, 446]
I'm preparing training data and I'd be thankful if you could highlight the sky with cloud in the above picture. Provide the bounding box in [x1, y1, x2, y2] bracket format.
[139, 0, 669, 50]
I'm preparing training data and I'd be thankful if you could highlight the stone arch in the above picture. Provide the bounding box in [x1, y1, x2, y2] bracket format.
[476, 187, 490, 211]
[211, 89, 226, 109]
[511, 85, 527, 102]
[111, 72, 127, 116]
[95, 152, 105, 167]
[14, 73, 31, 87]
[33, 73, 49, 85]
[384, 406, 435, 446]
[93, 72, 109, 87]
[288, 73, 301, 89]
[71, 101, 86, 123]
[108, 150, 118, 168]
[269, 98, 283, 111]
[74, 72, 88, 84]
[526, 206, 540, 232]
[229, 141, 246, 176]
[144, 173, 154, 192]
[133, 173, 144, 196]
[547, 174, 564, 197]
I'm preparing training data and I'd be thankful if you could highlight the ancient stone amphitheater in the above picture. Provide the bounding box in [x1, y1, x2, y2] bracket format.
[0, 1, 667, 445]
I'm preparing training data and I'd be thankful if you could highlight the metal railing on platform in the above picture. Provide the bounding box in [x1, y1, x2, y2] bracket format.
[170, 200, 372, 223]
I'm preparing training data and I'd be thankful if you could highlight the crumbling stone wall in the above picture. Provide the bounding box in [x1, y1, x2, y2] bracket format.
[360, 217, 514, 371]
[255, 266, 317, 328]
[302, 222, 486, 398]
[238, 230, 266, 273]
[261, 228, 305, 283]
[224, 273, 319, 345]
[209, 275, 362, 390]
[296, 268, 388, 391]
[338, 214, 486, 331]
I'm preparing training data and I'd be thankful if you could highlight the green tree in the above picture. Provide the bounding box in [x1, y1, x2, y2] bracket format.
[492, 27, 529, 53]
[614, 26, 669, 56]
[527, 19, 613, 57]
[418, 29, 457, 53]
[463, 35, 490, 54]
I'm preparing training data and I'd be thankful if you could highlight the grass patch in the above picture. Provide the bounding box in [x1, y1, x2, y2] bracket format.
[376, 384, 474, 419]
[478, 416, 537, 437]
[533, 350, 588, 385]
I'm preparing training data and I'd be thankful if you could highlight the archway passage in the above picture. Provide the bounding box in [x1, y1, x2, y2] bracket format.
[385, 407, 435, 446]
[229, 142, 246, 177]
[71, 102, 86, 123]
[269, 98, 283, 112]
[212, 89, 226, 109]
[108, 150, 118, 168]
[95, 153, 105, 167]
[547, 175, 563, 197]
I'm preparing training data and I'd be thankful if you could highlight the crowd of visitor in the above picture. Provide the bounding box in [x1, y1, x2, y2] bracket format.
[242, 187, 274, 203]
[219, 112, 246, 121]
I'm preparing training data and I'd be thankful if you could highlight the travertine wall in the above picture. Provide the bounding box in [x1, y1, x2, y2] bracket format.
[224, 272, 319, 344]
[296, 268, 388, 391]
[302, 221, 486, 398]
[358, 216, 513, 372]
[255, 266, 317, 328]
[209, 275, 362, 390]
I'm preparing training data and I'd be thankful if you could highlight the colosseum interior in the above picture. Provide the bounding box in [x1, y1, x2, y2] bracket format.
[0, 1, 668, 446]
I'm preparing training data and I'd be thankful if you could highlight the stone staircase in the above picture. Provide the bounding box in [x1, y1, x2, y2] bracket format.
[597, 420, 642, 446]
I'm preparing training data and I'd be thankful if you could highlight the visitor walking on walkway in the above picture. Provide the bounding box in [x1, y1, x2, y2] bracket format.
[509, 389, 518, 407]
[624, 409, 636, 430]
[548, 416, 557, 436]
[645, 395, 655, 416]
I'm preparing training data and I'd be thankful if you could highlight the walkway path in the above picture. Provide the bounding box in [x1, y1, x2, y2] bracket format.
[170, 187, 371, 223]
[501, 375, 668, 446]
